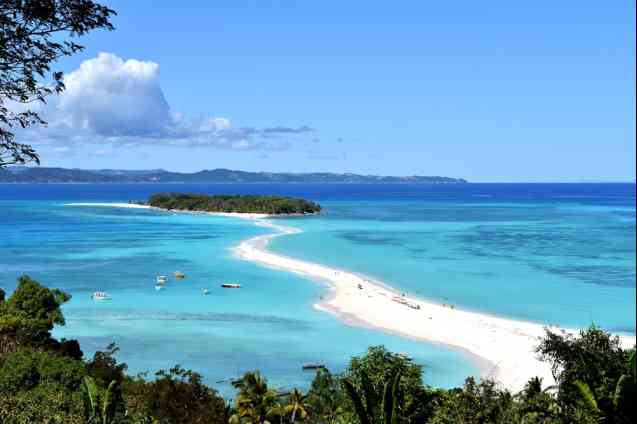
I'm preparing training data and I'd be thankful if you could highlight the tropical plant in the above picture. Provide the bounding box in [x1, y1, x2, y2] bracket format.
[517, 377, 561, 423]
[284, 388, 310, 423]
[123, 365, 225, 424]
[306, 368, 343, 423]
[538, 326, 636, 423]
[230, 371, 281, 424]
[83, 376, 120, 424]
[341, 369, 402, 424]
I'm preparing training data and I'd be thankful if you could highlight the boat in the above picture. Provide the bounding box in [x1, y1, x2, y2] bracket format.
[156, 275, 168, 284]
[174, 271, 185, 279]
[221, 283, 241, 289]
[202, 288, 210, 295]
[302, 363, 326, 370]
[91, 291, 111, 301]
[154, 285, 164, 291]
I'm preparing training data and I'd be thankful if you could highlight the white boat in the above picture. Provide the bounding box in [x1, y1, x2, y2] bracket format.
[156, 275, 168, 284]
[154, 285, 165, 291]
[91, 291, 111, 301]
[202, 288, 210, 295]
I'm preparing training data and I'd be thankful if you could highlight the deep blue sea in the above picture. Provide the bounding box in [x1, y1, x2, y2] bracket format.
[1, 183, 635, 394]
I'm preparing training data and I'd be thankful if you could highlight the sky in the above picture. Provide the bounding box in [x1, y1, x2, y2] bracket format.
[18, 1, 636, 182]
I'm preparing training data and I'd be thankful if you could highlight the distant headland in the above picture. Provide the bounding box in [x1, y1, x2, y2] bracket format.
[144, 193, 321, 215]
[0, 167, 467, 184]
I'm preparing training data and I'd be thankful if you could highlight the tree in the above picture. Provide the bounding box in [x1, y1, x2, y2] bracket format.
[0, 275, 72, 359]
[230, 371, 280, 424]
[341, 346, 438, 423]
[341, 369, 403, 424]
[537, 326, 636, 422]
[0, 350, 86, 394]
[123, 365, 225, 424]
[427, 378, 517, 424]
[516, 377, 561, 423]
[306, 368, 343, 424]
[283, 388, 310, 423]
[0, 0, 116, 167]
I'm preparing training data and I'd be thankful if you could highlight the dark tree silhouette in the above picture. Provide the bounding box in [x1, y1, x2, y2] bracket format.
[0, 0, 116, 167]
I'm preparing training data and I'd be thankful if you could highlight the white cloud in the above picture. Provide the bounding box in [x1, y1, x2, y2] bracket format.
[56, 53, 171, 137]
[15, 53, 314, 151]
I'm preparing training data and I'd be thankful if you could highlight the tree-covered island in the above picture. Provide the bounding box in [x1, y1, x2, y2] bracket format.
[145, 193, 322, 215]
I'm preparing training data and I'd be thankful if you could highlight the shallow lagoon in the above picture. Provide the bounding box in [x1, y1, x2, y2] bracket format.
[1, 183, 634, 394]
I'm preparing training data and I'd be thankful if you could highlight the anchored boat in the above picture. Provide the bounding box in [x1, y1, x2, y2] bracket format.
[91, 291, 111, 301]
[302, 363, 326, 370]
[221, 283, 241, 289]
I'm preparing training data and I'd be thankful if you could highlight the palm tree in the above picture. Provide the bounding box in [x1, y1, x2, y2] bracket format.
[284, 389, 310, 423]
[572, 352, 635, 424]
[342, 369, 403, 424]
[83, 376, 120, 424]
[230, 371, 280, 424]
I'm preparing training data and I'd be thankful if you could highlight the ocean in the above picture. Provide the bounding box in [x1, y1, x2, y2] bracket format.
[0, 183, 634, 394]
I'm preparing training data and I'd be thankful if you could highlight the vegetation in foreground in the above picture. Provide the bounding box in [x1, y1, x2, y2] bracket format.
[146, 193, 322, 215]
[0, 275, 634, 423]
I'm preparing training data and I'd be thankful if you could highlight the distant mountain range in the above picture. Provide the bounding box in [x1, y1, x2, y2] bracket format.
[0, 167, 467, 184]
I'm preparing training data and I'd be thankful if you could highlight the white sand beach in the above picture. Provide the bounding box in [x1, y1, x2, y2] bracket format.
[65, 202, 270, 219]
[66, 203, 636, 392]
[233, 219, 637, 392]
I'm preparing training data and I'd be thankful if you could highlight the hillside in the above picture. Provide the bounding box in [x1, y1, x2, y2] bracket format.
[0, 167, 468, 183]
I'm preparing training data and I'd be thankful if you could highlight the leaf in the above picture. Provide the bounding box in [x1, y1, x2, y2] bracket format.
[343, 379, 372, 424]
[361, 371, 378, 418]
[574, 380, 600, 415]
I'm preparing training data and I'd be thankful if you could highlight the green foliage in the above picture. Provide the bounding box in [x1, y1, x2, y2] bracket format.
[342, 369, 403, 424]
[0, 350, 86, 394]
[306, 368, 344, 424]
[0, 0, 116, 167]
[283, 388, 311, 423]
[230, 371, 281, 424]
[124, 365, 226, 424]
[87, 343, 129, 387]
[83, 376, 122, 424]
[0, 384, 85, 424]
[0, 350, 86, 423]
[0, 275, 72, 358]
[517, 377, 561, 423]
[342, 346, 438, 423]
[428, 377, 517, 424]
[537, 326, 636, 423]
[147, 192, 321, 215]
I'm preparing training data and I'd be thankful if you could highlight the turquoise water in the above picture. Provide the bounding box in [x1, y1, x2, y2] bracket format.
[271, 200, 636, 333]
[0, 183, 634, 395]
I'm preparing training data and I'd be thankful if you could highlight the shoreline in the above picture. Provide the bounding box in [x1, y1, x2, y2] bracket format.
[65, 202, 280, 220]
[66, 202, 636, 392]
[232, 219, 636, 392]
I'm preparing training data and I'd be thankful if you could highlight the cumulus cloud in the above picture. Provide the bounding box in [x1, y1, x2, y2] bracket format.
[57, 53, 171, 136]
[17, 53, 314, 151]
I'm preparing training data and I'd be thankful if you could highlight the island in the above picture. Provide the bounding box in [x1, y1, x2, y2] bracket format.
[145, 193, 321, 215]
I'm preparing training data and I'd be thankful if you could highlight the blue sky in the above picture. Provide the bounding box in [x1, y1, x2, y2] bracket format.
[29, 1, 635, 182]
